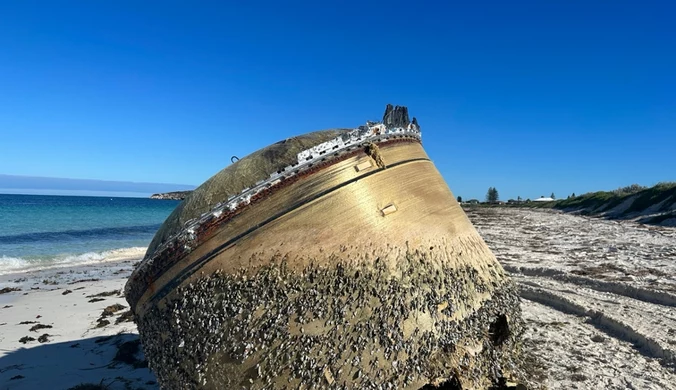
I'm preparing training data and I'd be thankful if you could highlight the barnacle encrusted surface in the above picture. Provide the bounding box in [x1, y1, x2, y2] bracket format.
[128, 105, 530, 389]
[137, 248, 526, 389]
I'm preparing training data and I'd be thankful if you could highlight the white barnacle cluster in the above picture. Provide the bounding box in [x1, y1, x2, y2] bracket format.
[135, 256, 523, 389]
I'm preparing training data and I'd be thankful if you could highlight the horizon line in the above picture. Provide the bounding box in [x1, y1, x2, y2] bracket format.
[0, 173, 196, 187]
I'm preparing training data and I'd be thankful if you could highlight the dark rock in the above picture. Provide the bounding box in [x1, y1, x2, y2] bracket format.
[38, 333, 51, 343]
[382, 104, 410, 129]
[0, 287, 20, 294]
[19, 336, 35, 344]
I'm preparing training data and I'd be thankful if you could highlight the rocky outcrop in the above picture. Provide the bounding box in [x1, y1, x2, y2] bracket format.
[150, 191, 192, 200]
[382, 104, 410, 129]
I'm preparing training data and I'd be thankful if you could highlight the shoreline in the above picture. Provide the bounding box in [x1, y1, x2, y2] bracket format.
[0, 254, 158, 390]
[1, 208, 675, 388]
[0, 247, 147, 282]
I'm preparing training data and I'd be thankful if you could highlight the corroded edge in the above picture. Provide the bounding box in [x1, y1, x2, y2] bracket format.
[126, 130, 421, 310]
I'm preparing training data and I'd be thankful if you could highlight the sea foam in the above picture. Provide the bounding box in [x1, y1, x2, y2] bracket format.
[0, 247, 147, 275]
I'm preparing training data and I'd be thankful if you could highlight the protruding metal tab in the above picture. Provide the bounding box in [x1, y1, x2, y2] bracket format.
[381, 204, 397, 216]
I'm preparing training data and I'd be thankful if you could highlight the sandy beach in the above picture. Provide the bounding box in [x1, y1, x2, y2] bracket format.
[1, 208, 675, 389]
[0, 256, 158, 390]
[467, 207, 676, 390]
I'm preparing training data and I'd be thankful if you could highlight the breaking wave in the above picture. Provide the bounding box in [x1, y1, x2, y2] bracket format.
[0, 247, 147, 275]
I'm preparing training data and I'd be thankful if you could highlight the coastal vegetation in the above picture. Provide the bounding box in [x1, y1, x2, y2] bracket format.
[467, 182, 676, 226]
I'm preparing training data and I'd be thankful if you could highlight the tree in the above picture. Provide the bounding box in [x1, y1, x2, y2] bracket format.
[486, 187, 499, 203]
[517, 196, 522, 202]
[457, 196, 462, 203]
[550, 192, 556, 199]
[571, 193, 576, 198]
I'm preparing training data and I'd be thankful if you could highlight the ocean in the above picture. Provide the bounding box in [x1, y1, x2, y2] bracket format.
[0, 194, 180, 275]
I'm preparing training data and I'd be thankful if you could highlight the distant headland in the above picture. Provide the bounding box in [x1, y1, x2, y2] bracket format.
[150, 191, 192, 200]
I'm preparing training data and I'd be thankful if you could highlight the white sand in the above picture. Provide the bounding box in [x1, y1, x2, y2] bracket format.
[467, 207, 676, 389]
[2, 208, 675, 389]
[0, 257, 158, 390]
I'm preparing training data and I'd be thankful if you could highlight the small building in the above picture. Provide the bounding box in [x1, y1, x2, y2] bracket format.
[533, 196, 555, 202]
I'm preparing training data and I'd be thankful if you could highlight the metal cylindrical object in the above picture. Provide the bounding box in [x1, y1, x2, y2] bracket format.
[125, 107, 526, 389]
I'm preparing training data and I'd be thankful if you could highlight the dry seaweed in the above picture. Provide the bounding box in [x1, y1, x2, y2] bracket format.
[29, 324, 52, 332]
[101, 303, 126, 318]
[86, 289, 120, 298]
[19, 336, 35, 344]
[95, 319, 110, 328]
[67, 278, 100, 285]
[115, 310, 134, 324]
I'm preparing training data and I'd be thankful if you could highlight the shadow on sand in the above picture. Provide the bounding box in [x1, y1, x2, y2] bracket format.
[0, 333, 158, 390]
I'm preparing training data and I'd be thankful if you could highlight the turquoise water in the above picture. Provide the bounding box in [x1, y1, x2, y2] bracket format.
[0, 194, 180, 274]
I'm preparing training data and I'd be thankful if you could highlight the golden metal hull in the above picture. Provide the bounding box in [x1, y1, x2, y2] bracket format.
[127, 134, 526, 389]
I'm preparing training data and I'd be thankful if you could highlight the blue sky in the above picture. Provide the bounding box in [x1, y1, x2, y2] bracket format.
[0, 1, 673, 200]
